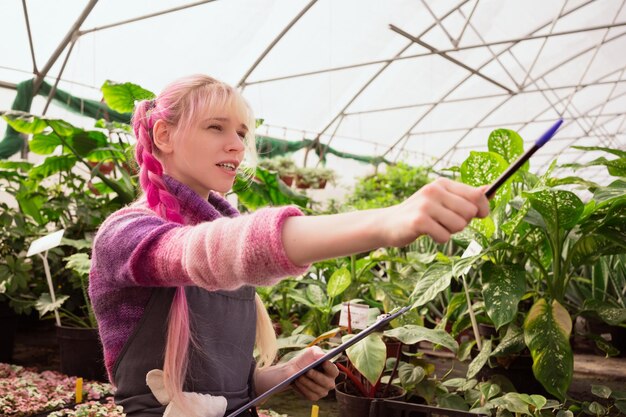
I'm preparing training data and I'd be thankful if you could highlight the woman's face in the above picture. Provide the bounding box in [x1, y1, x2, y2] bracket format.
[159, 106, 248, 198]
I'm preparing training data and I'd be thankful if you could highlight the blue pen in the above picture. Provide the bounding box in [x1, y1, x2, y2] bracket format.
[485, 119, 563, 199]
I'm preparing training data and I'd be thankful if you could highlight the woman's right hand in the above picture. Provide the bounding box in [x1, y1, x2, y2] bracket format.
[382, 178, 490, 247]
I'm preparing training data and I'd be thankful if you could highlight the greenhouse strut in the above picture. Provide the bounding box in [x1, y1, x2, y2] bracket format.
[485, 119, 564, 199]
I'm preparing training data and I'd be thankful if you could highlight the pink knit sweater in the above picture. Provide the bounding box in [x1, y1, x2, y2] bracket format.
[89, 176, 309, 381]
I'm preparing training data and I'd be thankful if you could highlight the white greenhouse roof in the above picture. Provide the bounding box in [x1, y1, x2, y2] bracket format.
[1, 0, 625, 186]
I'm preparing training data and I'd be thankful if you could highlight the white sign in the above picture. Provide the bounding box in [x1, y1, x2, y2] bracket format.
[27, 230, 65, 257]
[461, 240, 483, 275]
[339, 303, 370, 330]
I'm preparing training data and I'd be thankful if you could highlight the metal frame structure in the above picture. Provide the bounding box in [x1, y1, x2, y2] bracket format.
[2, 0, 624, 184]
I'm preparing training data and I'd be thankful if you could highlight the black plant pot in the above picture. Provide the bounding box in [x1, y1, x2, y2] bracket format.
[0, 302, 18, 363]
[56, 325, 108, 381]
[335, 381, 405, 417]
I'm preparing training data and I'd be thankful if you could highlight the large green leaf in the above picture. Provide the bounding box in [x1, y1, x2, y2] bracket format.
[524, 298, 573, 400]
[481, 262, 525, 329]
[326, 267, 351, 299]
[488, 129, 525, 167]
[101, 80, 155, 113]
[409, 262, 453, 309]
[2, 111, 48, 134]
[384, 325, 458, 353]
[525, 189, 584, 238]
[461, 151, 510, 207]
[29, 132, 62, 155]
[29, 155, 78, 180]
[344, 332, 386, 385]
[64, 253, 91, 277]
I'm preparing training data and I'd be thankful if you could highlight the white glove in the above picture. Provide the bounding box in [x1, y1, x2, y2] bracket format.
[146, 369, 227, 417]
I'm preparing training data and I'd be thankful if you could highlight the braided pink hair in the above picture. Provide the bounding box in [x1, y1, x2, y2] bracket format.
[131, 75, 258, 416]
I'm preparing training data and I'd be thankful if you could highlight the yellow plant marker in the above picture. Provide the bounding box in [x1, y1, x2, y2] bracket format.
[310, 404, 319, 417]
[75, 377, 83, 403]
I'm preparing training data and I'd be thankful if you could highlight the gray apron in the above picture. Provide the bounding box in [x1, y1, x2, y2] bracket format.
[113, 285, 258, 416]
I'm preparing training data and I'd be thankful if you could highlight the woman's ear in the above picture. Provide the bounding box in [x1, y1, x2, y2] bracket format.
[152, 120, 174, 154]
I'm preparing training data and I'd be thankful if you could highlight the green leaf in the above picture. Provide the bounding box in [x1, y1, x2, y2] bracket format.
[0, 161, 33, 171]
[101, 80, 155, 113]
[64, 253, 91, 277]
[461, 151, 511, 207]
[481, 262, 525, 329]
[410, 262, 453, 309]
[572, 145, 626, 159]
[344, 332, 386, 385]
[68, 130, 108, 157]
[488, 129, 525, 167]
[35, 293, 69, 318]
[491, 324, 525, 357]
[47, 119, 78, 137]
[2, 111, 48, 134]
[593, 180, 626, 205]
[384, 325, 458, 353]
[591, 385, 612, 399]
[556, 410, 574, 417]
[524, 298, 573, 400]
[583, 300, 626, 326]
[16, 186, 46, 225]
[467, 339, 492, 379]
[29, 155, 78, 180]
[398, 362, 426, 389]
[437, 393, 470, 411]
[29, 132, 62, 155]
[525, 188, 584, 236]
[306, 284, 326, 306]
[275, 334, 315, 350]
[327, 267, 351, 299]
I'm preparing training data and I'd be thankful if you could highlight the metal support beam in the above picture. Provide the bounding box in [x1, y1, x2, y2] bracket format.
[42, 39, 77, 115]
[238, 0, 318, 89]
[21, 0, 38, 75]
[390, 24, 514, 94]
[243, 19, 626, 87]
[32, 0, 98, 93]
[79, 0, 215, 35]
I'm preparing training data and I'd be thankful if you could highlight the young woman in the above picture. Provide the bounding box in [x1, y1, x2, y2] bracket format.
[89, 74, 489, 417]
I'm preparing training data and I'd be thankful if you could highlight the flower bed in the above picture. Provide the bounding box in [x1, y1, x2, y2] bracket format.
[0, 363, 114, 417]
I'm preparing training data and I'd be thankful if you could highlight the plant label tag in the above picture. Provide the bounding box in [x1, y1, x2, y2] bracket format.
[27, 229, 65, 257]
[461, 240, 483, 275]
[339, 303, 369, 330]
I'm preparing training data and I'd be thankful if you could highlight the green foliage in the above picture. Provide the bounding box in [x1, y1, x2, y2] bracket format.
[100, 80, 156, 113]
[347, 163, 431, 210]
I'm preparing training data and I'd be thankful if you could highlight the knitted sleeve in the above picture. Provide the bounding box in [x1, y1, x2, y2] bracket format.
[91, 206, 309, 291]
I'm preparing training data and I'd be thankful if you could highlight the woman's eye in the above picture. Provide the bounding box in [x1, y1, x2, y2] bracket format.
[209, 125, 223, 131]
[237, 132, 246, 140]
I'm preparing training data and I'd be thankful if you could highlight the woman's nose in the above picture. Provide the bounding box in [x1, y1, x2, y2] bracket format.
[227, 132, 246, 153]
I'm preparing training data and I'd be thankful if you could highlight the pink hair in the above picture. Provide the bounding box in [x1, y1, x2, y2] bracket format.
[131, 75, 259, 416]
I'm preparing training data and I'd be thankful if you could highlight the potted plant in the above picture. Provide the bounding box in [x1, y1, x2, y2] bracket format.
[409, 129, 626, 400]
[295, 166, 336, 189]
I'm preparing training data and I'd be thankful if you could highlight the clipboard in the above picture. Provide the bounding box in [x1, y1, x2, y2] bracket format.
[226, 305, 411, 417]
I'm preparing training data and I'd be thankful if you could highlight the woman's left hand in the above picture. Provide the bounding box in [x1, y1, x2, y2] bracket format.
[288, 347, 339, 401]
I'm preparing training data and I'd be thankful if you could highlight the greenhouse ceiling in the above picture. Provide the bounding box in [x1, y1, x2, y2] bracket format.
[1, 0, 625, 185]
